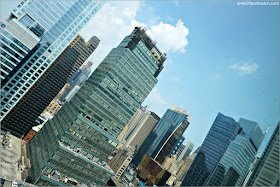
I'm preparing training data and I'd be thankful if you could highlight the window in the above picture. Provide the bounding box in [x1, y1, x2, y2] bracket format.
[19, 14, 35, 28]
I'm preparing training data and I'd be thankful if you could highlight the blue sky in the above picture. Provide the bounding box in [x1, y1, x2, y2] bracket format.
[138, 1, 279, 153]
[1, 1, 279, 154]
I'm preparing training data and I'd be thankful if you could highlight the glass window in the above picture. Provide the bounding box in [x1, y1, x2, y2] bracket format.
[19, 14, 35, 28]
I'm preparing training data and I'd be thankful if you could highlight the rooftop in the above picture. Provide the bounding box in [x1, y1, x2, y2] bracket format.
[0, 132, 30, 182]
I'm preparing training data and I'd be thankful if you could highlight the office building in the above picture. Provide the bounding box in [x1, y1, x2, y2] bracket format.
[136, 154, 171, 186]
[64, 85, 80, 102]
[205, 118, 264, 186]
[177, 141, 194, 162]
[151, 105, 190, 164]
[132, 105, 190, 165]
[22, 129, 37, 143]
[55, 82, 71, 100]
[241, 156, 260, 186]
[26, 27, 166, 185]
[42, 99, 62, 117]
[59, 61, 93, 102]
[118, 106, 160, 152]
[2, 34, 99, 137]
[0, 16, 40, 83]
[176, 151, 198, 182]
[107, 148, 134, 179]
[176, 144, 185, 160]
[182, 113, 240, 186]
[162, 155, 180, 186]
[121, 171, 142, 187]
[171, 136, 185, 155]
[1, 0, 103, 137]
[247, 123, 279, 186]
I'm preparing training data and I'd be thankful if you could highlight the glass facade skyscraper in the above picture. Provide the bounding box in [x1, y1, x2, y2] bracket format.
[171, 135, 185, 156]
[150, 105, 190, 164]
[205, 118, 264, 186]
[1, 0, 103, 136]
[2, 34, 99, 137]
[132, 105, 190, 165]
[182, 113, 240, 186]
[182, 113, 266, 186]
[27, 27, 166, 185]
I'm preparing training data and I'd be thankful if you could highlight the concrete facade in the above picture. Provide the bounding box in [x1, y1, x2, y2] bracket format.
[118, 107, 160, 152]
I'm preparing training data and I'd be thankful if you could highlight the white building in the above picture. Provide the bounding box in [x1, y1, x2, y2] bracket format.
[118, 106, 160, 152]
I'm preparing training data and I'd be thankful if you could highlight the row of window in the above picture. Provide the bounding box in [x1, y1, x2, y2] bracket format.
[2, 0, 100, 116]
[1, 45, 49, 116]
[107, 72, 142, 107]
[124, 49, 157, 84]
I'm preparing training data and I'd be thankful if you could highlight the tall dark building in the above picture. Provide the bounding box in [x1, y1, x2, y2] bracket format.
[153, 114, 189, 164]
[27, 27, 166, 186]
[205, 118, 264, 186]
[182, 113, 240, 186]
[182, 113, 265, 186]
[1, 34, 99, 137]
[171, 135, 185, 155]
[150, 105, 190, 164]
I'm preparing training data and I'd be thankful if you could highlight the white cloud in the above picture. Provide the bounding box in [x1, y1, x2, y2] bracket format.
[147, 20, 189, 54]
[144, 87, 168, 107]
[230, 62, 259, 74]
[80, 2, 189, 72]
[80, 1, 145, 71]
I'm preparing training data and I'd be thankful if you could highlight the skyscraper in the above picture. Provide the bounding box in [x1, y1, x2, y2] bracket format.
[175, 144, 186, 160]
[59, 61, 94, 102]
[177, 141, 194, 162]
[171, 135, 185, 156]
[176, 150, 198, 182]
[2, 34, 99, 137]
[64, 85, 81, 102]
[205, 118, 264, 186]
[151, 105, 190, 164]
[132, 105, 190, 165]
[182, 113, 240, 186]
[107, 148, 134, 179]
[42, 99, 62, 118]
[27, 27, 166, 185]
[136, 154, 171, 186]
[118, 106, 160, 152]
[247, 123, 279, 186]
[1, 0, 103, 136]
